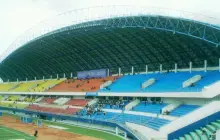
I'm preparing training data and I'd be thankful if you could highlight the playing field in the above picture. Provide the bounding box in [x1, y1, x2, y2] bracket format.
[0, 125, 36, 140]
[0, 113, 124, 140]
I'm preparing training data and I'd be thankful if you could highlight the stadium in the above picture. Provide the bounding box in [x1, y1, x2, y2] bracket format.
[0, 5, 220, 140]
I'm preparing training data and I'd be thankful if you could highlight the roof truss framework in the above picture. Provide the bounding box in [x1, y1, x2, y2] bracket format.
[0, 16, 220, 81]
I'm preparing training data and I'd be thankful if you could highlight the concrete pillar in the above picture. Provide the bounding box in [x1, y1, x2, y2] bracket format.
[64, 73, 66, 78]
[57, 74, 59, 79]
[131, 66, 134, 75]
[204, 60, 207, 72]
[50, 75, 52, 79]
[124, 132, 127, 139]
[189, 61, 192, 73]
[70, 72, 73, 78]
[146, 65, 148, 74]
[219, 58, 220, 72]
[160, 64, 162, 73]
[43, 76, 45, 80]
[115, 127, 118, 135]
[118, 68, 121, 76]
[175, 63, 177, 73]
[107, 69, 110, 77]
[17, 78, 19, 83]
[8, 79, 9, 83]
[26, 78, 28, 82]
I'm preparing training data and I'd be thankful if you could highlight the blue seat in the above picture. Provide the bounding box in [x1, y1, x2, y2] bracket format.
[85, 112, 170, 130]
[100, 71, 220, 93]
[100, 73, 158, 92]
[133, 102, 167, 114]
[169, 104, 200, 117]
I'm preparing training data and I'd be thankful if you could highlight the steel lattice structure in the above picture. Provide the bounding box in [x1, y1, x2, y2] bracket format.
[0, 6, 220, 81]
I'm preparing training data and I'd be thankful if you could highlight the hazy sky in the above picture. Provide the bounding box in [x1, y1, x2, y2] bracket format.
[0, 0, 220, 58]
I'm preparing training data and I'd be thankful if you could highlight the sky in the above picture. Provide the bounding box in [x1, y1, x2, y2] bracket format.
[0, 0, 220, 59]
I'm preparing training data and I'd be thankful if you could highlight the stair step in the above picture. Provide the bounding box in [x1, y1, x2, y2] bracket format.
[190, 132, 200, 140]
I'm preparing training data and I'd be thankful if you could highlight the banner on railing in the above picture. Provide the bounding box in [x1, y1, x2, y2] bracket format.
[77, 69, 107, 79]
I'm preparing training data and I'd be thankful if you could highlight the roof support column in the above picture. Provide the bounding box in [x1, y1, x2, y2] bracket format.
[131, 66, 134, 75]
[64, 73, 66, 78]
[118, 67, 121, 76]
[124, 132, 127, 139]
[50, 75, 52, 79]
[204, 60, 207, 72]
[175, 63, 178, 73]
[160, 64, 163, 73]
[70, 72, 73, 78]
[8, 79, 9, 83]
[26, 78, 28, 82]
[115, 127, 118, 135]
[219, 58, 220, 72]
[17, 78, 19, 83]
[57, 74, 59, 79]
[107, 69, 110, 77]
[35, 77, 36, 81]
[189, 61, 192, 73]
[146, 65, 148, 74]
[43, 76, 44, 80]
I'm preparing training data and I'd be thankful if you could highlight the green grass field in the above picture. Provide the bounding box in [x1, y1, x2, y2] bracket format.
[43, 121, 124, 140]
[0, 125, 36, 140]
[2, 113, 124, 140]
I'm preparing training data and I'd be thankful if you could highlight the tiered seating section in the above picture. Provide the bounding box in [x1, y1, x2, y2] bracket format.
[169, 104, 200, 117]
[100, 74, 157, 92]
[0, 71, 219, 92]
[98, 100, 129, 110]
[7, 96, 20, 101]
[0, 79, 65, 92]
[48, 76, 118, 92]
[133, 102, 167, 114]
[101, 71, 220, 92]
[176, 120, 220, 140]
[27, 104, 79, 115]
[0, 102, 29, 109]
[0, 95, 205, 132]
[12, 80, 44, 92]
[81, 112, 170, 130]
[0, 83, 18, 91]
[31, 79, 65, 92]
[24, 96, 36, 102]
[53, 97, 70, 105]
[65, 99, 90, 107]
[40, 97, 57, 104]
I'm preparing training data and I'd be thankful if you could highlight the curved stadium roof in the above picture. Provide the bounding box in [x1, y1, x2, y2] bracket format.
[0, 6, 220, 81]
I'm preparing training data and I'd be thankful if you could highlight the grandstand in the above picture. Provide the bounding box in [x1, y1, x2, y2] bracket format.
[30, 79, 65, 92]
[0, 6, 219, 140]
[48, 76, 118, 92]
[0, 82, 19, 92]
